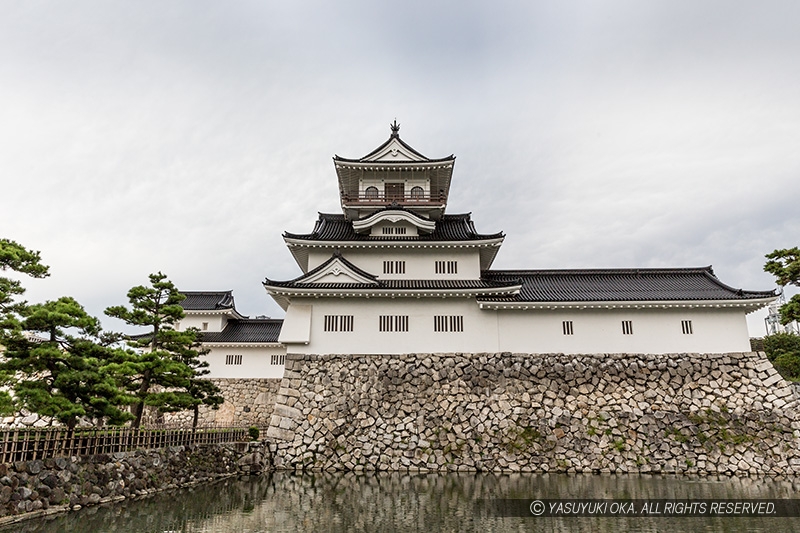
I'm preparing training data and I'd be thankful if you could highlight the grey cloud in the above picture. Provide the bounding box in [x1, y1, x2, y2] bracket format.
[1, 1, 798, 337]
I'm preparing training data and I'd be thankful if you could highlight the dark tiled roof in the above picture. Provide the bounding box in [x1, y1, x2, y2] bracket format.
[180, 291, 236, 311]
[200, 319, 283, 343]
[264, 278, 519, 291]
[284, 212, 503, 242]
[295, 251, 378, 284]
[333, 132, 454, 164]
[480, 267, 776, 302]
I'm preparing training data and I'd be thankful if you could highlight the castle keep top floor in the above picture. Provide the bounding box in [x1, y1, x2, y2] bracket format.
[334, 121, 455, 221]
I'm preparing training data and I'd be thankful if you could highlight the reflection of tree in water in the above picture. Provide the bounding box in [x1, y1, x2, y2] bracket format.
[7, 473, 800, 533]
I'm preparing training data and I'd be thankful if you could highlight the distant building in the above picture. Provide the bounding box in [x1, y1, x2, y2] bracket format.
[183, 124, 776, 377]
[176, 291, 284, 379]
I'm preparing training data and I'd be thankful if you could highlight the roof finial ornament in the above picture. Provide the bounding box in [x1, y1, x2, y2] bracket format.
[390, 119, 400, 138]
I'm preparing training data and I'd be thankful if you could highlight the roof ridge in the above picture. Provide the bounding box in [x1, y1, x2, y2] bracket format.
[333, 136, 455, 163]
[484, 267, 715, 275]
[180, 290, 234, 294]
[227, 317, 284, 323]
[283, 211, 503, 242]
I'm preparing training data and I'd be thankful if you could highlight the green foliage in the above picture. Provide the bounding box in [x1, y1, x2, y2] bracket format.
[0, 239, 49, 280]
[765, 247, 800, 288]
[764, 247, 800, 325]
[105, 272, 186, 341]
[0, 297, 134, 428]
[763, 332, 800, 362]
[0, 391, 14, 417]
[666, 427, 689, 443]
[773, 352, 800, 381]
[248, 426, 260, 441]
[763, 333, 800, 380]
[0, 239, 49, 328]
[105, 273, 222, 428]
[505, 425, 543, 453]
[0, 240, 133, 426]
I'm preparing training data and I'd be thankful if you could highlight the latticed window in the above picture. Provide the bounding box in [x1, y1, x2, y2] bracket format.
[381, 226, 407, 235]
[435, 260, 457, 274]
[383, 260, 406, 274]
[410, 186, 424, 199]
[562, 321, 574, 335]
[681, 320, 693, 335]
[324, 315, 354, 332]
[270, 354, 285, 365]
[621, 321, 634, 335]
[364, 186, 379, 199]
[434, 315, 464, 332]
[225, 354, 243, 365]
[379, 315, 409, 332]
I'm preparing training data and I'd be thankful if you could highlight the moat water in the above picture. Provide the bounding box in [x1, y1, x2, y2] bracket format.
[6, 472, 800, 532]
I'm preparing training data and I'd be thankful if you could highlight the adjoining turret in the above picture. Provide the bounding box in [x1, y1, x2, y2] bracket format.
[334, 121, 455, 221]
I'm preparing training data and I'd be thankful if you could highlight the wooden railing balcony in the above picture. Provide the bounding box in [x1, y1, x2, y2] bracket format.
[341, 192, 447, 205]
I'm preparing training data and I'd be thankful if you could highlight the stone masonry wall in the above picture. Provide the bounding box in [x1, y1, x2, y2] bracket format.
[156, 378, 281, 428]
[0, 442, 270, 524]
[267, 352, 800, 474]
[2, 379, 282, 430]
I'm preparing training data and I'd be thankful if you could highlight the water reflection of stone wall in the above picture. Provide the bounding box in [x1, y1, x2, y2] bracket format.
[267, 352, 800, 474]
[10, 472, 800, 533]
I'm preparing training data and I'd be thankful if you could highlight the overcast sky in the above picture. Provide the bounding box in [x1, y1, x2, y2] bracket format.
[2, 1, 798, 336]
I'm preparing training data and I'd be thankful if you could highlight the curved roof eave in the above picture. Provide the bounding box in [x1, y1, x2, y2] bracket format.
[476, 296, 777, 310]
[261, 285, 523, 298]
[333, 132, 454, 163]
[282, 236, 506, 246]
[333, 155, 456, 165]
[263, 251, 379, 287]
[480, 266, 777, 302]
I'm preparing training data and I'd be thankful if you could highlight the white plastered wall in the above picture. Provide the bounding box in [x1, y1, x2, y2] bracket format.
[203, 344, 287, 379]
[495, 306, 752, 354]
[177, 313, 229, 333]
[359, 176, 429, 198]
[285, 297, 498, 355]
[281, 297, 754, 355]
[306, 248, 482, 280]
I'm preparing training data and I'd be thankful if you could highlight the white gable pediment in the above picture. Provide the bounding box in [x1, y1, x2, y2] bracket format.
[362, 138, 427, 162]
[301, 256, 379, 285]
[353, 209, 436, 235]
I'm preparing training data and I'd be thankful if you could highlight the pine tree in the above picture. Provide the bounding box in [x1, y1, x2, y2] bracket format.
[0, 297, 134, 428]
[764, 247, 800, 380]
[0, 239, 50, 416]
[105, 273, 221, 428]
[0, 238, 49, 326]
[166, 329, 224, 428]
[764, 247, 800, 325]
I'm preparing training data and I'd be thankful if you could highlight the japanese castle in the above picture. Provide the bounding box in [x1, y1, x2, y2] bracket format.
[177, 123, 776, 378]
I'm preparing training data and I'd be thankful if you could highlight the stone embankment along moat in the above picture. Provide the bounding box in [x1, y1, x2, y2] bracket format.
[267, 352, 800, 474]
[0, 443, 269, 525]
[2, 379, 282, 429]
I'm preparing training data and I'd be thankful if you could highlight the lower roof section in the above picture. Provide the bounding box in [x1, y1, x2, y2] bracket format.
[480, 267, 776, 304]
[199, 318, 283, 344]
[180, 291, 236, 311]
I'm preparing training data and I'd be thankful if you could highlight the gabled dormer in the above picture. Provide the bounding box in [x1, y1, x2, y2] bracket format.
[176, 290, 245, 333]
[297, 252, 380, 285]
[352, 208, 437, 238]
[334, 121, 455, 221]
